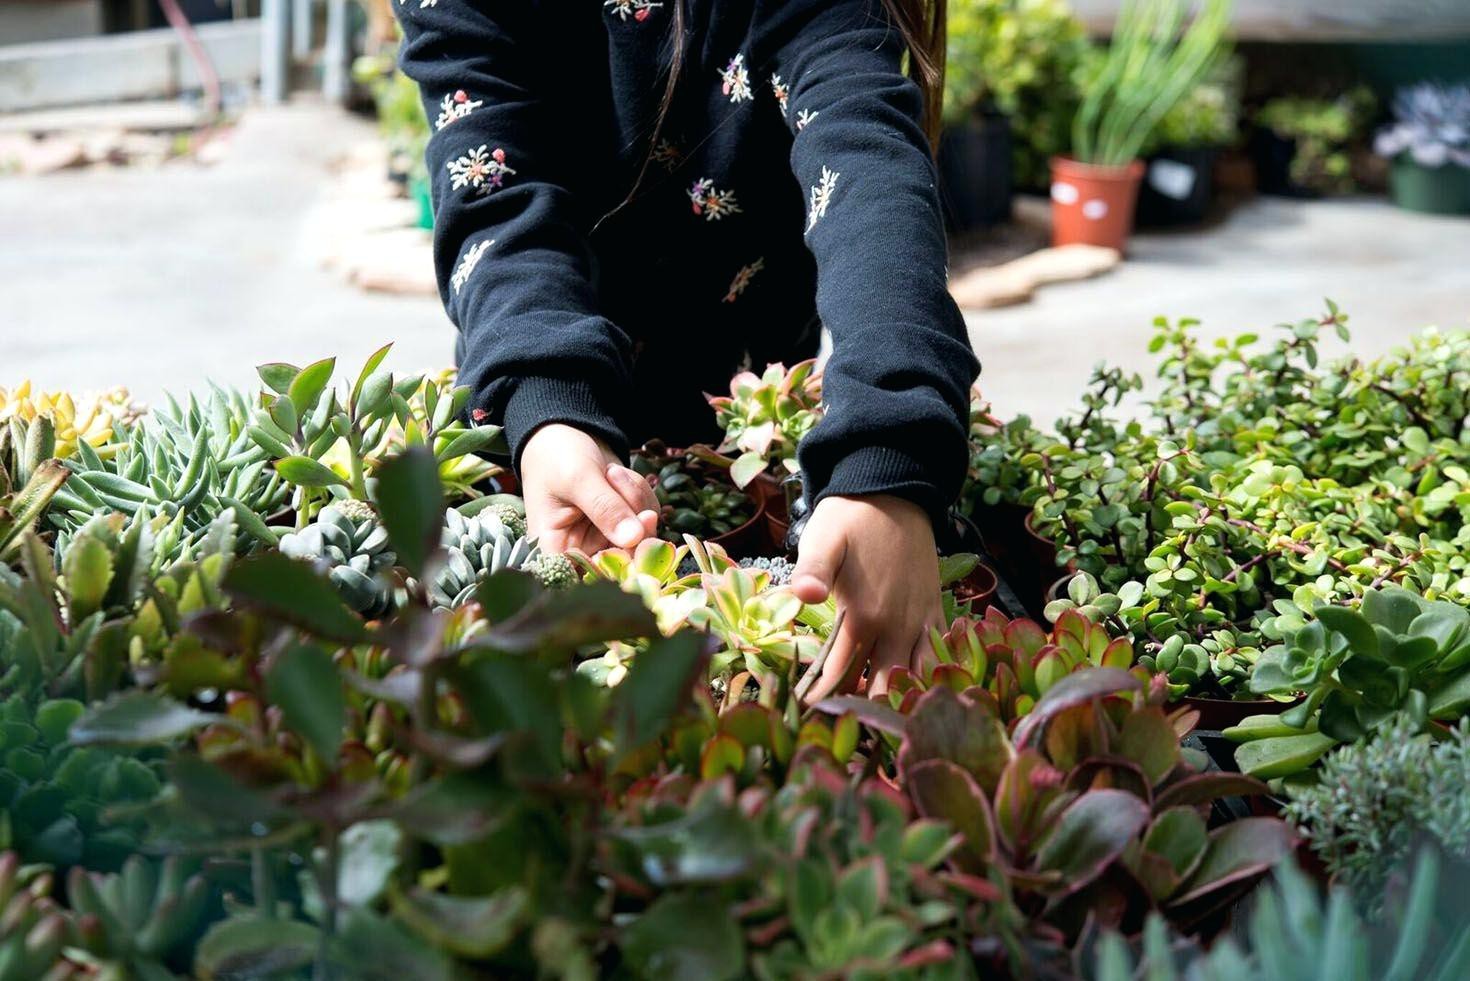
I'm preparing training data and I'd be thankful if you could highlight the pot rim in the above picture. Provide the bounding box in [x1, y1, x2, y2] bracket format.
[1050, 156, 1146, 181]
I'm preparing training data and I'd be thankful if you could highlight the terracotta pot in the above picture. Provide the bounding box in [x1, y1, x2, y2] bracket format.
[1049, 156, 1146, 252]
[953, 562, 999, 615]
[748, 471, 793, 554]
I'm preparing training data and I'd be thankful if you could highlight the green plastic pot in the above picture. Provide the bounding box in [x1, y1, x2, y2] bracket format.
[410, 174, 435, 230]
[1389, 157, 1470, 215]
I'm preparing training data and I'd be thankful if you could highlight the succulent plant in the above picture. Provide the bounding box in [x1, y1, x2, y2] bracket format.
[1283, 715, 1470, 911]
[685, 565, 820, 679]
[1228, 585, 1470, 779]
[630, 441, 756, 541]
[522, 552, 577, 590]
[0, 853, 81, 981]
[1374, 81, 1470, 168]
[887, 604, 1138, 723]
[376, 369, 505, 500]
[280, 504, 398, 618]
[707, 360, 823, 489]
[738, 555, 795, 587]
[1255, 87, 1376, 194]
[0, 694, 161, 870]
[0, 457, 69, 563]
[429, 507, 536, 609]
[0, 382, 139, 460]
[46, 386, 286, 563]
[67, 855, 210, 974]
[579, 537, 735, 637]
[1095, 849, 1470, 981]
[883, 670, 1296, 968]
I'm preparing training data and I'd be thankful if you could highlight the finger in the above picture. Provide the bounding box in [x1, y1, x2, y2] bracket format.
[791, 519, 846, 605]
[568, 472, 648, 549]
[867, 632, 915, 698]
[606, 464, 660, 516]
[802, 620, 866, 705]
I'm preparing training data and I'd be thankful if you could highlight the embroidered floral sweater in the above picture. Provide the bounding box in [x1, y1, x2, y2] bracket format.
[397, 0, 979, 526]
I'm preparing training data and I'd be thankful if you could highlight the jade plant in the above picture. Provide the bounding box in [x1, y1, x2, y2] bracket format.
[0, 853, 79, 981]
[861, 669, 1295, 971]
[708, 360, 822, 489]
[883, 603, 1138, 724]
[1228, 585, 1470, 779]
[631, 440, 756, 541]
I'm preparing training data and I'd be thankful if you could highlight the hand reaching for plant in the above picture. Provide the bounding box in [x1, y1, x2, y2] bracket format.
[521, 423, 659, 554]
[792, 494, 944, 701]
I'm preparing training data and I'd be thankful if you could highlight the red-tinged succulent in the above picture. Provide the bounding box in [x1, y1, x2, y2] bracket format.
[707, 359, 823, 488]
[881, 669, 1296, 970]
[887, 606, 1140, 725]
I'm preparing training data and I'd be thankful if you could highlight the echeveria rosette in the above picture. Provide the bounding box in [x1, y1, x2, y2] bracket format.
[706, 360, 822, 489]
[1374, 82, 1470, 169]
[1229, 586, 1470, 780]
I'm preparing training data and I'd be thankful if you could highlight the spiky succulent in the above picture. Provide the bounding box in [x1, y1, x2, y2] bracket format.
[280, 505, 398, 617]
[430, 508, 536, 609]
[47, 386, 286, 564]
[524, 552, 577, 590]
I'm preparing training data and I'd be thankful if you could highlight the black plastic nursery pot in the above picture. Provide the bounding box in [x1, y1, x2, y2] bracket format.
[937, 112, 1015, 233]
[1249, 129, 1317, 198]
[1389, 157, 1470, 215]
[1135, 145, 1219, 227]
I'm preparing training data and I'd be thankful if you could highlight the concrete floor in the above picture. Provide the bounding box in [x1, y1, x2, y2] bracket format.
[3, 101, 1468, 427]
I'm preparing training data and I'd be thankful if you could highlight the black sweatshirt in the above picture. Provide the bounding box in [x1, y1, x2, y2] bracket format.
[397, 0, 979, 526]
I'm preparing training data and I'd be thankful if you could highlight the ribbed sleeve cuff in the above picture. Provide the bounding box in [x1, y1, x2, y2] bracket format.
[500, 375, 629, 468]
[811, 445, 950, 532]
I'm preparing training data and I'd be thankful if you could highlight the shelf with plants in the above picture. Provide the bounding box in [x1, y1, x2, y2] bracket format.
[4, 302, 1470, 977]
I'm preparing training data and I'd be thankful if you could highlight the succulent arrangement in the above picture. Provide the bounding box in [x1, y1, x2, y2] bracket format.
[4, 317, 1470, 979]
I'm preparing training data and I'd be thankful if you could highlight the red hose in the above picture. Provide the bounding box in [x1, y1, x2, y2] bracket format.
[158, 0, 223, 118]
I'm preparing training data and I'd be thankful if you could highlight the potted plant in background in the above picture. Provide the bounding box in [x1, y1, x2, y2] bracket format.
[1375, 81, 1470, 216]
[940, 0, 1092, 229]
[1251, 87, 1375, 198]
[1054, 0, 1233, 252]
[353, 53, 434, 230]
[1134, 62, 1242, 227]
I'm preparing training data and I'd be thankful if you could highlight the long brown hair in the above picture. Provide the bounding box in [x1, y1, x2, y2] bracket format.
[882, 0, 947, 148]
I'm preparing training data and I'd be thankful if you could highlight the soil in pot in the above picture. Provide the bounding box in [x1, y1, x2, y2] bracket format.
[953, 562, 999, 615]
[1049, 157, 1145, 252]
[1135, 145, 1219, 227]
[1389, 157, 1470, 215]
[938, 112, 1014, 233]
[632, 442, 767, 559]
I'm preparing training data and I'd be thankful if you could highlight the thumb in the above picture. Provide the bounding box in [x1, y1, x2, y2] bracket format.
[791, 516, 845, 605]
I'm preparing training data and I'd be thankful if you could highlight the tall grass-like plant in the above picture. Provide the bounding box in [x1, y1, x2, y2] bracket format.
[1072, 0, 1234, 167]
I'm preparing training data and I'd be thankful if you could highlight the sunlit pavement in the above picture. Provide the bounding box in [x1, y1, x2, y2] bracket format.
[4, 100, 1467, 426]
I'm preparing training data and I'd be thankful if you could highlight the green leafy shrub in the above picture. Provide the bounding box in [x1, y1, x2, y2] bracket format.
[944, 0, 1094, 186]
[1255, 87, 1377, 194]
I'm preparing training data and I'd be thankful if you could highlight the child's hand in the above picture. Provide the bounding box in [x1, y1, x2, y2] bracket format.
[790, 494, 943, 702]
[520, 424, 659, 554]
